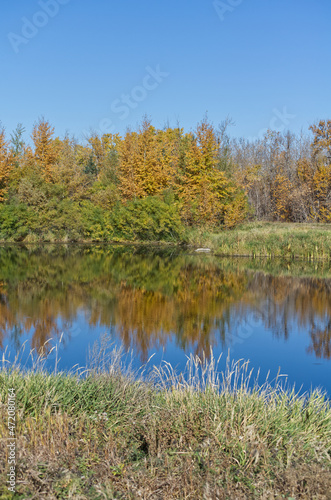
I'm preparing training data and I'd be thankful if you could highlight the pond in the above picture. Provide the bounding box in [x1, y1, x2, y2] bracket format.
[0, 245, 330, 396]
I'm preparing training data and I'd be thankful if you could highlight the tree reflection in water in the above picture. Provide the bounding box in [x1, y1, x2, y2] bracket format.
[0, 245, 330, 362]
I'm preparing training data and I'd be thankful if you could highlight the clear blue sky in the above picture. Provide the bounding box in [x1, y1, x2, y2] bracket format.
[1, 0, 330, 143]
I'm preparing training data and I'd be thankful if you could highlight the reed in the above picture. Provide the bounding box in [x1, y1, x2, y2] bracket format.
[187, 221, 331, 260]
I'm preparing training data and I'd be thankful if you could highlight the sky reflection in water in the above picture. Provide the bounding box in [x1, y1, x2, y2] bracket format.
[0, 245, 330, 395]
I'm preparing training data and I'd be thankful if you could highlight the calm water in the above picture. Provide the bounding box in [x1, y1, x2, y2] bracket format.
[0, 245, 330, 395]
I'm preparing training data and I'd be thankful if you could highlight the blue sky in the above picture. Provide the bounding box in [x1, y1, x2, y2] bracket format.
[1, 0, 330, 143]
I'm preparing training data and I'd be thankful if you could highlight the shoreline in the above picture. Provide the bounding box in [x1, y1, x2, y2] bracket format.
[0, 221, 330, 260]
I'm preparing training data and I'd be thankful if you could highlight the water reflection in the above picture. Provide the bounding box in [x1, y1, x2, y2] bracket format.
[0, 246, 330, 366]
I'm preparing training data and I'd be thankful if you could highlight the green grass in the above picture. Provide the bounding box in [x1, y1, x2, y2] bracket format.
[0, 343, 330, 499]
[187, 221, 331, 260]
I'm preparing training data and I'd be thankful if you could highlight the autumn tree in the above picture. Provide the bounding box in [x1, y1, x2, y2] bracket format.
[0, 126, 13, 201]
[271, 168, 293, 221]
[179, 118, 244, 226]
[118, 129, 141, 200]
[119, 118, 175, 201]
[307, 121, 331, 221]
[32, 118, 59, 182]
[310, 120, 331, 158]
[232, 129, 315, 222]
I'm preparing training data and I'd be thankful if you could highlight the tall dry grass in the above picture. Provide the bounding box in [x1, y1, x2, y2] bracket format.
[0, 337, 330, 498]
[187, 221, 331, 260]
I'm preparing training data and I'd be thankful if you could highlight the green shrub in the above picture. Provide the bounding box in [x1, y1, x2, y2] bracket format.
[81, 201, 113, 241]
[0, 203, 36, 240]
[109, 196, 185, 241]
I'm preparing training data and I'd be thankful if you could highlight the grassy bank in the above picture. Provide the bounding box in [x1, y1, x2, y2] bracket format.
[187, 222, 331, 260]
[0, 347, 330, 499]
[2, 221, 330, 261]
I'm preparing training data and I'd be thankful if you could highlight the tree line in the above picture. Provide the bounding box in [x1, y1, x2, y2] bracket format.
[0, 116, 330, 242]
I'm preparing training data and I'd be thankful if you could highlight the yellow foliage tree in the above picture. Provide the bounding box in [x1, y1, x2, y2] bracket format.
[272, 169, 293, 221]
[312, 164, 331, 222]
[31, 118, 59, 182]
[118, 129, 142, 200]
[179, 118, 236, 226]
[308, 121, 331, 221]
[310, 120, 331, 157]
[119, 118, 175, 200]
[0, 127, 13, 201]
